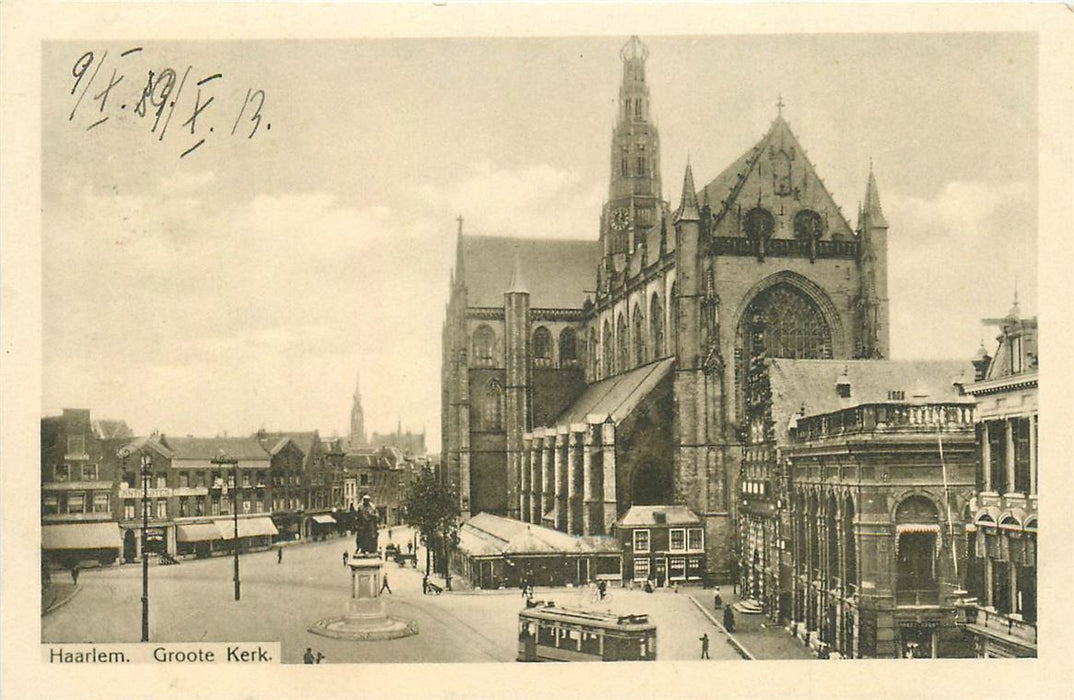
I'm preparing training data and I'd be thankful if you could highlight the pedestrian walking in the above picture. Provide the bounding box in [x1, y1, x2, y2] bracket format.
[699, 633, 710, 659]
[407, 541, 413, 554]
[380, 572, 392, 595]
[71, 565, 79, 585]
[422, 575, 429, 595]
[714, 589, 723, 610]
[598, 580, 607, 600]
[277, 547, 283, 564]
[303, 648, 315, 664]
[723, 605, 736, 633]
[342, 551, 349, 566]
[315, 651, 326, 663]
[644, 579, 653, 594]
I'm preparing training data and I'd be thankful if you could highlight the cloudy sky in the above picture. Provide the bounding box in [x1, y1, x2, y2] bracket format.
[42, 34, 1037, 449]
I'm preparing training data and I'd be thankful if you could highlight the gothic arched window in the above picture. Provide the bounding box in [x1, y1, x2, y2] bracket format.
[669, 283, 679, 353]
[617, 313, 630, 372]
[636, 157, 645, 177]
[472, 325, 496, 364]
[559, 328, 577, 363]
[533, 326, 552, 362]
[633, 303, 646, 365]
[650, 293, 664, 359]
[603, 320, 614, 377]
[588, 326, 598, 376]
[744, 207, 775, 240]
[745, 285, 832, 360]
[484, 380, 504, 432]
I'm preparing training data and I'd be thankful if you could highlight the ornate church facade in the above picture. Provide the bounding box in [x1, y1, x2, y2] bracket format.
[441, 36, 890, 579]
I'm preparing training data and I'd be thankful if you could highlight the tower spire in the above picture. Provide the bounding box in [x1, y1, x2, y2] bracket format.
[507, 252, 528, 294]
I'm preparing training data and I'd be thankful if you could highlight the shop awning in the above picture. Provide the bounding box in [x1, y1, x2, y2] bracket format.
[176, 522, 224, 543]
[895, 523, 941, 535]
[312, 514, 337, 525]
[42, 522, 121, 551]
[214, 517, 278, 539]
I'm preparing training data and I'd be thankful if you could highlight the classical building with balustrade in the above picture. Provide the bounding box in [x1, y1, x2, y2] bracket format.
[763, 360, 979, 658]
[961, 302, 1038, 657]
[442, 36, 891, 580]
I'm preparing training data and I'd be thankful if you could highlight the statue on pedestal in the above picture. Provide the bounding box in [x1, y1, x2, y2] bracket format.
[355, 494, 379, 555]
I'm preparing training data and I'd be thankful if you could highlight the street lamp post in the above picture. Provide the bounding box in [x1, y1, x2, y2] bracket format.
[140, 453, 151, 642]
[212, 451, 240, 601]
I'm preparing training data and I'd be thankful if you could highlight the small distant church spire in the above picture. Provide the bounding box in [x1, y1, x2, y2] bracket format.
[349, 370, 367, 449]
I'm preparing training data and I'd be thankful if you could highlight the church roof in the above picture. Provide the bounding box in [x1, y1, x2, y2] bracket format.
[460, 235, 599, 308]
[553, 357, 674, 426]
[697, 116, 856, 239]
[767, 359, 975, 444]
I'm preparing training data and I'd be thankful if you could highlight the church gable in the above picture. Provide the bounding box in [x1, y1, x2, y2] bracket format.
[699, 117, 855, 243]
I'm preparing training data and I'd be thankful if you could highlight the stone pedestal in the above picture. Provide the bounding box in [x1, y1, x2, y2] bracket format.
[308, 553, 417, 641]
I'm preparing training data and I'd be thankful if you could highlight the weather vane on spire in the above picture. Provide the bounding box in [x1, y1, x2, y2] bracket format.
[777, 94, 785, 117]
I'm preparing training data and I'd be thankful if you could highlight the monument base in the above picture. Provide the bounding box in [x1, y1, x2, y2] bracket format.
[308, 553, 418, 641]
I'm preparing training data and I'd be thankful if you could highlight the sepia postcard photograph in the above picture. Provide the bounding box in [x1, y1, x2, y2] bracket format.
[2, 3, 1072, 699]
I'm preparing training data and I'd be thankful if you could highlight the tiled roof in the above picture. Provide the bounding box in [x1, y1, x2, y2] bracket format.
[768, 358, 975, 443]
[552, 357, 674, 427]
[120, 435, 174, 459]
[458, 513, 618, 557]
[617, 505, 702, 527]
[461, 235, 599, 309]
[163, 436, 271, 461]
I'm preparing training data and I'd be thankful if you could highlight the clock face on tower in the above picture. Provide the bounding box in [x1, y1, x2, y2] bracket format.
[611, 207, 631, 231]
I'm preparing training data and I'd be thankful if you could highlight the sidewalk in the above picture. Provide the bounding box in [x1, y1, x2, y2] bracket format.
[42, 582, 81, 616]
[686, 587, 815, 660]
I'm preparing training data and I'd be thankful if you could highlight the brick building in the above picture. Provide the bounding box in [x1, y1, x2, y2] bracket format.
[40, 409, 130, 568]
[616, 505, 705, 585]
[442, 36, 889, 579]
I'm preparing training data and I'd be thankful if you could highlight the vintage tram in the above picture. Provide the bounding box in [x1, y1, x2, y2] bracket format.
[517, 601, 657, 662]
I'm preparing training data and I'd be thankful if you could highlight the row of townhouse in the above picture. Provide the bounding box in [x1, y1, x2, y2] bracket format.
[41, 416, 422, 567]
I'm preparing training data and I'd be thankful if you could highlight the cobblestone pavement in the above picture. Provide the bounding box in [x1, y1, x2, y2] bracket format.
[685, 586, 816, 660]
[42, 526, 744, 663]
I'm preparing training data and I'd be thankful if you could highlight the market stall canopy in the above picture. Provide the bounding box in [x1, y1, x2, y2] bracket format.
[312, 514, 337, 525]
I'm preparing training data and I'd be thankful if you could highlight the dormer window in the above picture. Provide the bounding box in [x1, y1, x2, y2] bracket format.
[887, 390, 905, 401]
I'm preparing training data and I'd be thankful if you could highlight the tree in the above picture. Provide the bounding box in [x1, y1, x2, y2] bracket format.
[402, 467, 460, 585]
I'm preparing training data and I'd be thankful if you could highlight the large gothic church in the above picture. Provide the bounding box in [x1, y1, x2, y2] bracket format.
[441, 36, 890, 578]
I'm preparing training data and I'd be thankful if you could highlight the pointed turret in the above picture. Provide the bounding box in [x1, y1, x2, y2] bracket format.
[675, 162, 700, 223]
[349, 369, 367, 448]
[860, 167, 888, 230]
[507, 252, 528, 295]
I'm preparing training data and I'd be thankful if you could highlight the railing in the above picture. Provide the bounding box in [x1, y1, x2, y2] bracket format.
[795, 403, 976, 441]
[895, 588, 940, 606]
[709, 236, 859, 260]
[966, 606, 1038, 646]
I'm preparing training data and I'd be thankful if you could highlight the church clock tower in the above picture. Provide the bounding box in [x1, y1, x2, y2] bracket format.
[602, 36, 663, 271]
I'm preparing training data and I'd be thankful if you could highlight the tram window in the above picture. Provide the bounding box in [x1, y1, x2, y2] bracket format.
[580, 631, 601, 655]
[538, 623, 556, 646]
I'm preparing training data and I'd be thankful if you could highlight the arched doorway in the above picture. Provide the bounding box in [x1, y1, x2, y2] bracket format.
[894, 495, 941, 606]
[123, 529, 137, 563]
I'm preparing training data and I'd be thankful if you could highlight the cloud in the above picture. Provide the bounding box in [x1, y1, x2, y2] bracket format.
[885, 180, 1036, 360]
[417, 160, 604, 239]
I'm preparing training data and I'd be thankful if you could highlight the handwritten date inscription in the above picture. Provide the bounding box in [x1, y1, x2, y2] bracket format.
[68, 48, 270, 159]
